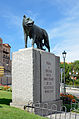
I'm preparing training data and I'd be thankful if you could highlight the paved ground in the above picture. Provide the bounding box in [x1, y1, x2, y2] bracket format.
[66, 87, 79, 97]
[47, 112, 79, 119]
[60, 86, 79, 97]
[50, 86, 79, 119]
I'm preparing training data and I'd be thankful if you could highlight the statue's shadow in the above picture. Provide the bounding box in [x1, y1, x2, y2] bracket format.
[0, 106, 2, 108]
[0, 98, 12, 105]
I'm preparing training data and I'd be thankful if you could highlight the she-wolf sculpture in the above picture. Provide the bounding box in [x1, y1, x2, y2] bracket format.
[22, 15, 50, 52]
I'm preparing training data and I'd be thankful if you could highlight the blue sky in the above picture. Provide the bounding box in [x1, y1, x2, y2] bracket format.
[0, 0, 79, 62]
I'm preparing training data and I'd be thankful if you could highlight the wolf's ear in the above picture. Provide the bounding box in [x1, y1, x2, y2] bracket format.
[32, 21, 34, 24]
[23, 15, 26, 18]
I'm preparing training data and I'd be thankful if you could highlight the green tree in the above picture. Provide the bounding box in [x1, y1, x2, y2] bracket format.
[60, 63, 70, 83]
[73, 60, 79, 79]
[60, 60, 79, 85]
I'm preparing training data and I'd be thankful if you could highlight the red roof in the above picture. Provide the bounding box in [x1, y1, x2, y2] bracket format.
[0, 38, 2, 41]
[0, 38, 11, 48]
[3, 44, 11, 48]
[0, 38, 3, 44]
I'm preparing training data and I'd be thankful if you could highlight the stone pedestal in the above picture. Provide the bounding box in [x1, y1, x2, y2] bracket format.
[10, 48, 62, 115]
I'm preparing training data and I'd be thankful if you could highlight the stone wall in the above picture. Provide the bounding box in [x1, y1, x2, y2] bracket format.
[10, 48, 62, 115]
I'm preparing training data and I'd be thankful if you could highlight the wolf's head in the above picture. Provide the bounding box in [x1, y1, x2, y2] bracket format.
[23, 15, 34, 27]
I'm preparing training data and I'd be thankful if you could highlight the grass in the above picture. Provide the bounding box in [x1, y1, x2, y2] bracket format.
[0, 91, 47, 119]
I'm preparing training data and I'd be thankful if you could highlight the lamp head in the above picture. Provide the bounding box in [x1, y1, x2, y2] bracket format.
[62, 51, 67, 58]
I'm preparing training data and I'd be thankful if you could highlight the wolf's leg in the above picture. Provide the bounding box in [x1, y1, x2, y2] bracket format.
[24, 33, 28, 48]
[32, 35, 36, 48]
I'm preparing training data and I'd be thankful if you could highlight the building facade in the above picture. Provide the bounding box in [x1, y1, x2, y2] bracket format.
[0, 38, 12, 85]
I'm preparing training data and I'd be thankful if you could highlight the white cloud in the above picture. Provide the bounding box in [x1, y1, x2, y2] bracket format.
[25, 10, 39, 21]
[49, 0, 79, 17]
[47, 0, 79, 62]
[48, 8, 79, 62]
[1, 1, 79, 62]
[1, 13, 22, 28]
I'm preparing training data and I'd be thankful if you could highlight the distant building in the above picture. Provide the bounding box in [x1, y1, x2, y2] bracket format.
[61, 62, 72, 64]
[0, 38, 12, 85]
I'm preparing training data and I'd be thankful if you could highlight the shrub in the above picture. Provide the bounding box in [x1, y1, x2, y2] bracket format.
[60, 93, 74, 104]
[64, 104, 71, 112]
[7, 87, 12, 92]
[72, 99, 76, 103]
[0, 85, 12, 92]
[0, 86, 4, 90]
[60, 93, 79, 112]
[3, 86, 10, 90]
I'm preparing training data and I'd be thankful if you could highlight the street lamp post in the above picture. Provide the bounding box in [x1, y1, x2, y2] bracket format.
[62, 51, 67, 94]
[60, 68, 63, 84]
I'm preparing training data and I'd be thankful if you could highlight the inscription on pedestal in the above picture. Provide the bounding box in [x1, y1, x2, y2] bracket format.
[41, 53, 56, 102]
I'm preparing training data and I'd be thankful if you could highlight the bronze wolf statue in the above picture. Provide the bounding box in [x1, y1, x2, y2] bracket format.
[22, 15, 50, 52]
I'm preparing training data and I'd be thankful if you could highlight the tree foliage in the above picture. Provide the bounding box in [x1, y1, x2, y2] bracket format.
[73, 60, 79, 72]
[60, 60, 79, 84]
